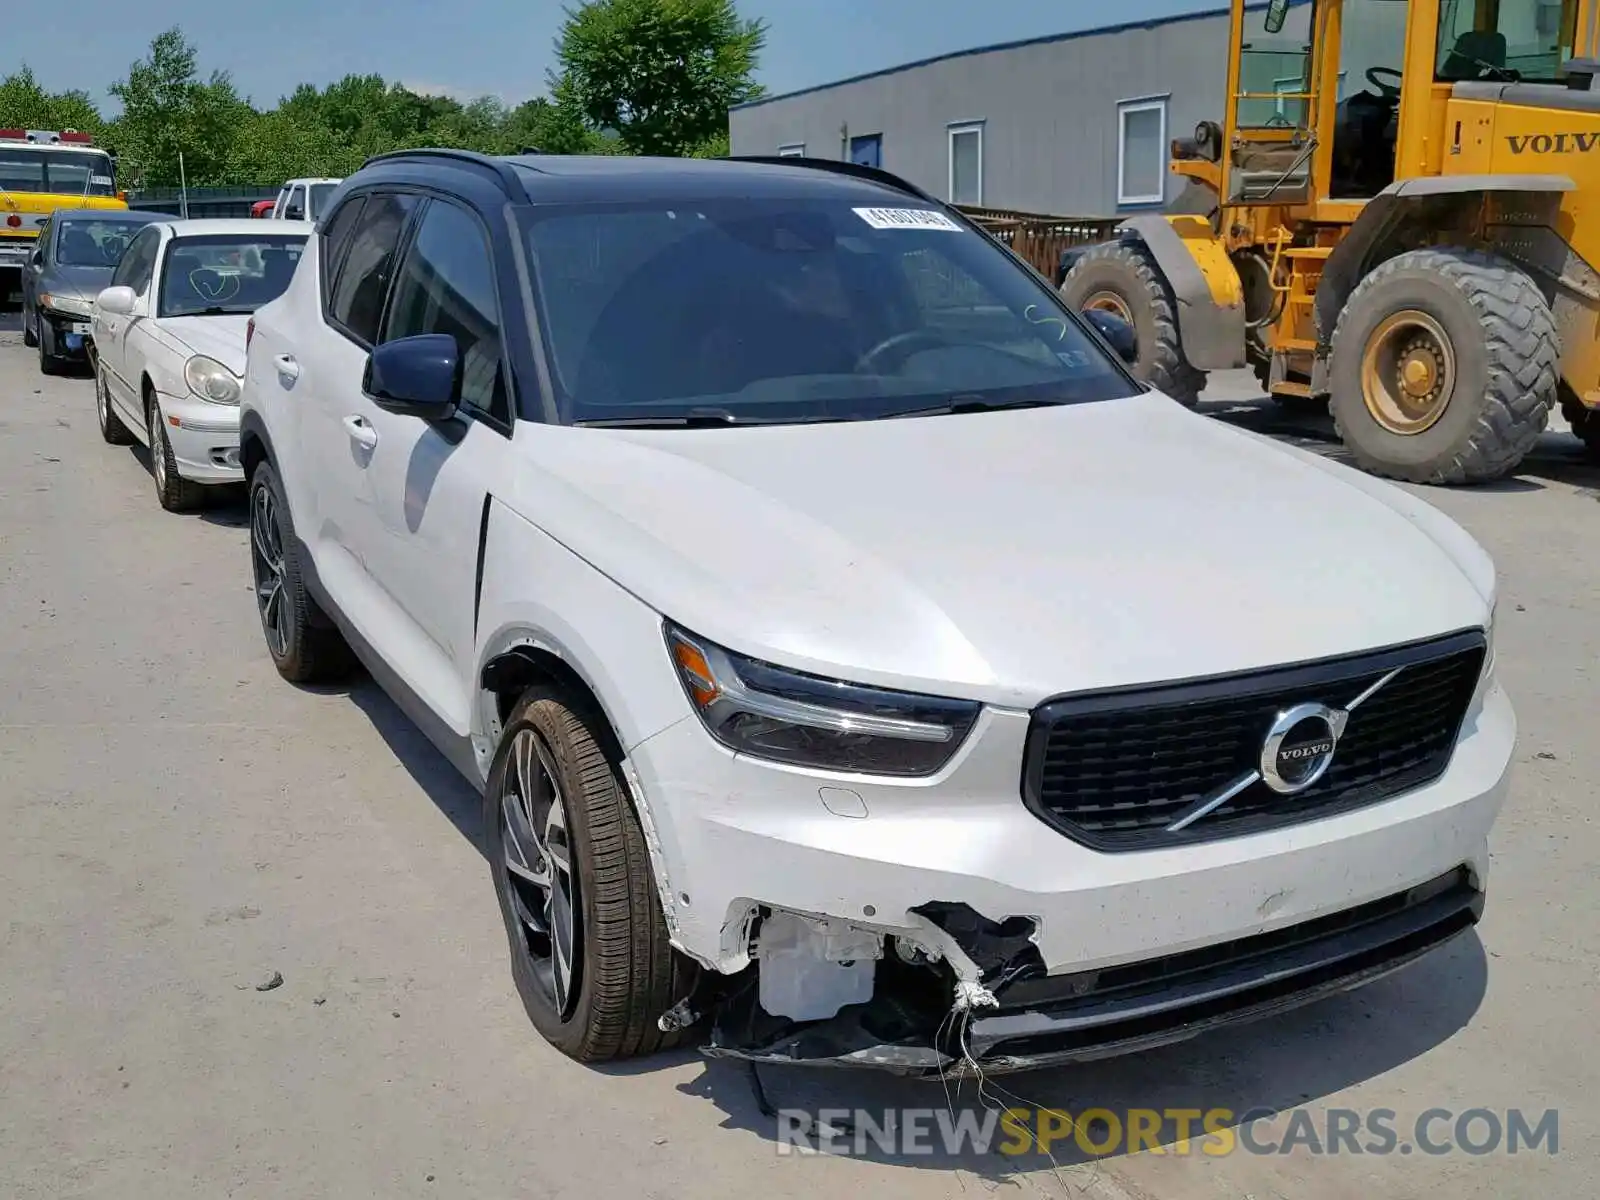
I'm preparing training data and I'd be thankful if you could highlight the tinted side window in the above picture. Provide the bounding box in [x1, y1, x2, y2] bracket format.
[381, 199, 509, 424]
[328, 191, 419, 345]
[319, 195, 367, 310]
[111, 228, 158, 292]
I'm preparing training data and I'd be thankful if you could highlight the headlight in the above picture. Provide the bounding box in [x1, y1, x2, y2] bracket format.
[41, 292, 93, 318]
[184, 355, 241, 405]
[665, 623, 980, 777]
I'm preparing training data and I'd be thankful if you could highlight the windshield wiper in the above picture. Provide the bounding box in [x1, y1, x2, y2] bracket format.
[889, 395, 1066, 419]
[577, 406, 778, 428]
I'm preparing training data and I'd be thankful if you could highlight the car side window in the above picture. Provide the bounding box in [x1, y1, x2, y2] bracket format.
[287, 185, 306, 218]
[111, 228, 158, 293]
[327, 191, 420, 346]
[319, 195, 367, 311]
[380, 199, 511, 425]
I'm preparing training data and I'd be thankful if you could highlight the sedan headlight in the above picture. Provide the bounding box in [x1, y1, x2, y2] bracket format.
[40, 292, 93, 318]
[665, 623, 980, 777]
[184, 355, 241, 405]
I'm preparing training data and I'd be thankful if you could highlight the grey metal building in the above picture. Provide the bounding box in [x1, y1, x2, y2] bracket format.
[729, 3, 1332, 217]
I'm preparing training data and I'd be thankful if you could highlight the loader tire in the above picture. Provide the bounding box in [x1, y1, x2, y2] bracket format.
[1329, 247, 1556, 485]
[1060, 240, 1207, 407]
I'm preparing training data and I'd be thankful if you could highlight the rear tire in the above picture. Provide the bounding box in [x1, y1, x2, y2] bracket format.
[1328, 247, 1556, 485]
[95, 363, 134, 445]
[1560, 385, 1600, 459]
[247, 460, 354, 683]
[1059, 239, 1208, 407]
[486, 686, 692, 1063]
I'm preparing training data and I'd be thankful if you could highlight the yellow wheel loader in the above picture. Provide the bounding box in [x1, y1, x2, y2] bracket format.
[1059, 0, 1600, 483]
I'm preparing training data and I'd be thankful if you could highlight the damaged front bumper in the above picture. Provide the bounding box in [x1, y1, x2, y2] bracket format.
[626, 681, 1513, 1075]
[700, 868, 1482, 1075]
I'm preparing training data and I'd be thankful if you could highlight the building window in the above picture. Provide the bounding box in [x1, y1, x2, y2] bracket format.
[778, 143, 805, 157]
[948, 123, 983, 207]
[1117, 97, 1168, 206]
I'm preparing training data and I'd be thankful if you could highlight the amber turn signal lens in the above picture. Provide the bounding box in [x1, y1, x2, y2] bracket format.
[670, 636, 720, 707]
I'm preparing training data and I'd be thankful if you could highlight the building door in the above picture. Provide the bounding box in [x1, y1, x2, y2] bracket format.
[849, 134, 881, 168]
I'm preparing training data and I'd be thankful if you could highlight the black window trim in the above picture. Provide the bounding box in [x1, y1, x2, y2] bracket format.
[378, 193, 517, 436]
[319, 191, 370, 324]
[321, 186, 425, 351]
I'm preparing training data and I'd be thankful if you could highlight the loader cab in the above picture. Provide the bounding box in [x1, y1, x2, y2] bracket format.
[1223, 0, 1586, 208]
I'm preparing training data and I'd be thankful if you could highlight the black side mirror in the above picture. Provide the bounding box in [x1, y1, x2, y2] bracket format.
[1081, 308, 1139, 366]
[363, 333, 460, 420]
[29, 251, 42, 268]
[283, 204, 304, 221]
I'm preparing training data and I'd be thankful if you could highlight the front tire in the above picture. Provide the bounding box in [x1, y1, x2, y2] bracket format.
[1059, 239, 1208, 407]
[1328, 247, 1556, 485]
[22, 305, 38, 348]
[487, 687, 691, 1063]
[37, 318, 65, 376]
[147, 397, 205, 512]
[247, 460, 353, 683]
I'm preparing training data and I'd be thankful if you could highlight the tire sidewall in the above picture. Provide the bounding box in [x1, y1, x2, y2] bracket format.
[1329, 267, 1495, 471]
[250, 462, 307, 669]
[484, 692, 608, 1056]
[1060, 257, 1167, 383]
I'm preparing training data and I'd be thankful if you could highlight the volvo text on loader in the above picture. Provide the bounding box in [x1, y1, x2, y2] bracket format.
[1060, 0, 1600, 483]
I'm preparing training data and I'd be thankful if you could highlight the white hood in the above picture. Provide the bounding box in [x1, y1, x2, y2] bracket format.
[160, 315, 251, 376]
[508, 395, 1492, 707]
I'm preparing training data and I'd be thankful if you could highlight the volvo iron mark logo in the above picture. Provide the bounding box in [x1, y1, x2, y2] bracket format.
[1163, 665, 1406, 834]
[1259, 702, 1348, 795]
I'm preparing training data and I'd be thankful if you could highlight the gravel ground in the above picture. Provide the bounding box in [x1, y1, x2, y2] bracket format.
[1, 307, 1594, 1199]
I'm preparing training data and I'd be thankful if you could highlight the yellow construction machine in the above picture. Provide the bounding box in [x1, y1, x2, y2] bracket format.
[1060, 0, 1600, 482]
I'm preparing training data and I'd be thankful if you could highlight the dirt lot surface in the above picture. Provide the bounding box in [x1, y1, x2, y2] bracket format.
[1, 307, 1594, 1199]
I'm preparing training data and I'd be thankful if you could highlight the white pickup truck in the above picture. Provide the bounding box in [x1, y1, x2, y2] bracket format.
[266, 178, 342, 223]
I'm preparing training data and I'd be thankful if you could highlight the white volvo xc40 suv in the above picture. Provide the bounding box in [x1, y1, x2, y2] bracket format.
[238, 151, 1513, 1076]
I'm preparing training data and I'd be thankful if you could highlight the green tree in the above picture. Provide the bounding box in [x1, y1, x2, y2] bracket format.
[107, 27, 250, 187]
[553, 0, 764, 156]
[0, 66, 104, 135]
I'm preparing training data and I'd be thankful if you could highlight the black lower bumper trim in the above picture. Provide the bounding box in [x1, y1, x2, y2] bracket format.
[701, 867, 1482, 1077]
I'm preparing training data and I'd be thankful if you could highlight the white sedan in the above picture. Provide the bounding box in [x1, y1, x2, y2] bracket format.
[92, 219, 307, 511]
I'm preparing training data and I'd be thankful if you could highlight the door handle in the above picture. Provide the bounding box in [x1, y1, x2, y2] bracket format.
[273, 354, 300, 380]
[342, 415, 379, 450]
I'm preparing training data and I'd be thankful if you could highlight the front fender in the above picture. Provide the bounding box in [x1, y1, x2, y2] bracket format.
[1116, 214, 1246, 370]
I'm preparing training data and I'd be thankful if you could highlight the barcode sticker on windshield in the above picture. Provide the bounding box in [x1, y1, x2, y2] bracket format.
[853, 207, 962, 232]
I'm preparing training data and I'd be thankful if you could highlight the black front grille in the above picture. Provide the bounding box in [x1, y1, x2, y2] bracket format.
[1022, 630, 1487, 851]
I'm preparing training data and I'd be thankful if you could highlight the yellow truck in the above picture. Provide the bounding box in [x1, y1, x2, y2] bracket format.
[0, 129, 127, 301]
[1059, 0, 1600, 481]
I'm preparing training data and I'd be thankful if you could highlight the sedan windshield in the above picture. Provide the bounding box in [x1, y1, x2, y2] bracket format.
[56, 219, 150, 267]
[158, 234, 306, 318]
[518, 196, 1136, 425]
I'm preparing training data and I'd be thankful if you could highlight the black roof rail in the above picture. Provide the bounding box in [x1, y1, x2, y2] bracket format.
[724, 155, 941, 205]
[359, 146, 531, 202]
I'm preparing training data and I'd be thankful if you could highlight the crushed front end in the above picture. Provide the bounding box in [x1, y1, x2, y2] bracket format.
[633, 627, 1512, 1076]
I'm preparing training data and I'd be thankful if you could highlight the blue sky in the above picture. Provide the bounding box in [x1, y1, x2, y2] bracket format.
[6, 0, 1207, 113]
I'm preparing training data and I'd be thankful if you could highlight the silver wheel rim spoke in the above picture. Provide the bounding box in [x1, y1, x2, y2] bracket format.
[502, 728, 580, 1015]
[250, 486, 289, 656]
[151, 411, 167, 488]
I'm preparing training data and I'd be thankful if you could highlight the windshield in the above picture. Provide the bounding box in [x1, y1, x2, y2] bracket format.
[55, 218, 150, 267]
[308, 183, 337, 220]
[158, 233, 306, 318]
[518, 196, 1136, 425]
[0, 149, 115, 196]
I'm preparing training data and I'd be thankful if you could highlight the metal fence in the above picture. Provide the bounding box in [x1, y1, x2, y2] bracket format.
[125, 186, 278, 220]
[955, 206, 1120, 284]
